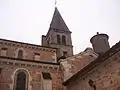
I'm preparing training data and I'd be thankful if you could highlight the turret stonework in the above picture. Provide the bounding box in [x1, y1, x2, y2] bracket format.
[90, 32, 110, 55]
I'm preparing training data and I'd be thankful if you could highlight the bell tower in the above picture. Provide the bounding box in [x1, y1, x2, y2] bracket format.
[42, 7, 73, 59]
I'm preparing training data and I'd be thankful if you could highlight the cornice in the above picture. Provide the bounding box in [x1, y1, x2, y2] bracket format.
[0, 56, 60, 72]
[0, 38, 56, 53]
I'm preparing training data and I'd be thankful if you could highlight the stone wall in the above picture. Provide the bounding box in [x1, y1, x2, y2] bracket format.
[67, 50, 120, 90]
[0, 57, 63, 90]
[42, 28, 73, 58]
[0, 39, 56, 63]
[60, 48, 98, 81]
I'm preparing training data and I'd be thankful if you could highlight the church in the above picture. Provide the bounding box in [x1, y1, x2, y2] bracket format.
[0, 7, 120, 90]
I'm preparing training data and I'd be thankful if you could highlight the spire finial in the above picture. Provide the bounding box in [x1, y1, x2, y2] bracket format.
[97, 32, 99, 35]
[55, 0, 57, 7]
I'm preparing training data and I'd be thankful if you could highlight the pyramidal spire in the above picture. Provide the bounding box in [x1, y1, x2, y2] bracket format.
[50, 7, 70, 31]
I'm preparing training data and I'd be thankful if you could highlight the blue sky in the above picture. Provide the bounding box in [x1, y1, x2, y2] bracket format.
[0, 0, 120, 54]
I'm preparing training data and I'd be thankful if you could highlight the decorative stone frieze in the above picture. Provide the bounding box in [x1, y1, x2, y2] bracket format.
[0, 40, 56, 53]
[0, 58, 60, 72]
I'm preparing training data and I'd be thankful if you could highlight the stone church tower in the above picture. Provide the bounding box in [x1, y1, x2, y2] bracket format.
[42, 7, 73, 59]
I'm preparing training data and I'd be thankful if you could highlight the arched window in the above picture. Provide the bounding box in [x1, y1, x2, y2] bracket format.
[18, 50, 23, 59]
[15, 72, 27, 90]
[57, 34, 61, 44]
[62, 35, 66, 45]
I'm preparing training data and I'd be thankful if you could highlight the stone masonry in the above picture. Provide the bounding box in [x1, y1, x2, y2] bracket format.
[65, 44, 120, 90]
[60, 48, 98, 81]
[0, 57, 63, 90]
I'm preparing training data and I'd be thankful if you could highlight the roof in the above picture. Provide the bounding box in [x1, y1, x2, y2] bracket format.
[63, 41, 120, 86]
[50, 7, 70, 31]
[90, 33, 109, 43]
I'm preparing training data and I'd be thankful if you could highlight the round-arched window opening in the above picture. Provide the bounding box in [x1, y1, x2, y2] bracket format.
[57, 34, 61, 44]
[16, 72, 26, 90]
[14, 70, 28, 90]
[18, 50, 23, 59]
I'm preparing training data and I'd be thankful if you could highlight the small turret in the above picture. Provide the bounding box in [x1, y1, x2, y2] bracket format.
[90, 32, 110, 55]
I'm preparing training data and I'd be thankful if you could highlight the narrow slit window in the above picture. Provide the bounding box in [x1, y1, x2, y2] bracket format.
[0, 68, 2, 74]
[57, 34, 61, 44]
[62, 35, 66, 45]
[18, 50, 23, 59]
[63, 51, 67, 57]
